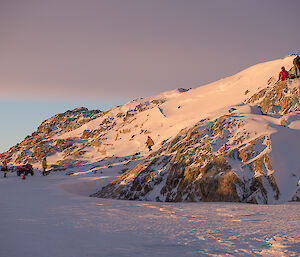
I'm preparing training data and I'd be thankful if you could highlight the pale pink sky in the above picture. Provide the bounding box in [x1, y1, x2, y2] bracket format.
[1, 0, 299, 101]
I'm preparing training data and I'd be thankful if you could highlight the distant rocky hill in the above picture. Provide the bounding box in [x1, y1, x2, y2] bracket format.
[1, 107, 103, 168]
[1, 56, 300, 204]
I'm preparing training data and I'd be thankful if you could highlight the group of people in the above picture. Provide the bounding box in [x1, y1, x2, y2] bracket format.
[1, 137, 155, 179]
[1, 157, 49, 178]
[279, 55, 300, 81]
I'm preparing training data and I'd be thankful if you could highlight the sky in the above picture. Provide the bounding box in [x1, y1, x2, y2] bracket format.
[1, 0, 300, 153]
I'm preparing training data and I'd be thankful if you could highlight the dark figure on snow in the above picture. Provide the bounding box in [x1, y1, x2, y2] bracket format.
[2, 160, 8, 178]
[293, 55, 300, 77]
[42, 157, 48, 176]
[279, 66, 289, 81]
[146, 136, 154, 151]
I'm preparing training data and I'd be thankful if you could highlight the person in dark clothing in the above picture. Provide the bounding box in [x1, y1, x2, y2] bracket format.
[279, 66, 289, 81]
[42, 157, 49, 176]
[293, 55, 300, 77]
[145, 136, 154, 151]
[2, 160, 8, 178]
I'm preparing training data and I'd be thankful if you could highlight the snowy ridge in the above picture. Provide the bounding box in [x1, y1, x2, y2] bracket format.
[1, 56, 300, 203]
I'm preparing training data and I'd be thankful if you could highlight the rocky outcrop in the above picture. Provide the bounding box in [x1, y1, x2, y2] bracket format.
[247, 72, 300, 116]
[291, 183, 300, 202]
[37, 107, 103, 136]
[92, 113, 282, 204]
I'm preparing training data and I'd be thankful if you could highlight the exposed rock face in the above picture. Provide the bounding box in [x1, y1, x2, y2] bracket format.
[37, 107, 103, 135]
[93, 113, 281, 203]
[248, 81, 300, 115]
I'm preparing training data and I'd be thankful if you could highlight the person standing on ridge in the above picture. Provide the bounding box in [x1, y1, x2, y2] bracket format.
[2, 160, 8, 178]
[42, 157, 48, 176]
[293, 55, 300, 77]
[279, 66, 289, 81]
[146, 136, 154, 151]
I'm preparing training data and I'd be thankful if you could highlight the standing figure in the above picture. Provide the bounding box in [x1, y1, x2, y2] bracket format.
[42, 157, 48, 176]
[293, 55, 300, 77]
[2, 160, 8, 178]
[278, 66, 289, 81]
[146, 136, 154, 151]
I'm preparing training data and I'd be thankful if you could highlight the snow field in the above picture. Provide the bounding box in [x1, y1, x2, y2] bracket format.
[0, 168, 299, 257]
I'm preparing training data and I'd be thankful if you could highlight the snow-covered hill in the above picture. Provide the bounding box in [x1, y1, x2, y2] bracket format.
[1, 56, 300, 203]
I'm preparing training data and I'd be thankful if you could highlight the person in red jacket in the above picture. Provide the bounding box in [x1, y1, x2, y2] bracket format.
[278, 66, 289, 81]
